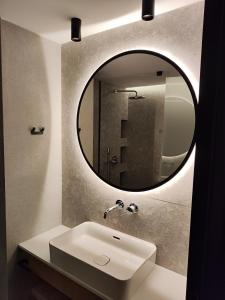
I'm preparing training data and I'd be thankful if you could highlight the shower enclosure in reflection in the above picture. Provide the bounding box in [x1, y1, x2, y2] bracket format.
[98, 83, 166, 190]
[77, 52, 196, 191]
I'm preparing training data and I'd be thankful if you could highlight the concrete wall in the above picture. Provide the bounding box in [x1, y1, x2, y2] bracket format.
[99, 81, 128, 186]
[1, 20, 62, 299]
[79, 80, 94, 166]
[62, 2, 204, 275]
[126, 85, 165, 189]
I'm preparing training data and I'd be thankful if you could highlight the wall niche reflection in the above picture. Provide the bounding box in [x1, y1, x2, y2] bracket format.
[77, 51, 196, 191]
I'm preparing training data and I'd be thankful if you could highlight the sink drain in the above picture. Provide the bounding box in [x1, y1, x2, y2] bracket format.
[93, 255, 110, 266]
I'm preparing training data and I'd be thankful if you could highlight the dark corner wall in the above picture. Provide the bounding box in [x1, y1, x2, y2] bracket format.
[0, 18, 7, 300]
[187, 0, 225, 299]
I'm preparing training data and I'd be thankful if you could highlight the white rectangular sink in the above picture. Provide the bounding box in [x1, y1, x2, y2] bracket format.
[49, 222, 156, 300]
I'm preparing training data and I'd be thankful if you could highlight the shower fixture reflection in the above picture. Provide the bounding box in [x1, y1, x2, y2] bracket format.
[113, 89, 145, 100]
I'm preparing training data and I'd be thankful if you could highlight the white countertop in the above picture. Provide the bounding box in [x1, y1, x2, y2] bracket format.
[19, 225, 187, 300]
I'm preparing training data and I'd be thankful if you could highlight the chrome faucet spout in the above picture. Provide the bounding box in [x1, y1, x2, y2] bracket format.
[103, 200, 124, 219]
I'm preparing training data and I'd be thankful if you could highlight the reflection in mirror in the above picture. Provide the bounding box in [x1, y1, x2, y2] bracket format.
[78, 52, 196, 191]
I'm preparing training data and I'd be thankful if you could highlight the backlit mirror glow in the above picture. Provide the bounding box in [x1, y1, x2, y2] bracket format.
[77, 51, 196, 191]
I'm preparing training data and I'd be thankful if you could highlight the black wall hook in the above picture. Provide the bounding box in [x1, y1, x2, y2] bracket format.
[30, 127, 45, 135]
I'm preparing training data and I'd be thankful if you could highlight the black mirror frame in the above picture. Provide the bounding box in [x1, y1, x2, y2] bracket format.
[76, 50, 198, 192]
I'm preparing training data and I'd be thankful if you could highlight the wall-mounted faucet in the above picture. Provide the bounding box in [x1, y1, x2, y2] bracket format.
[104, 200, 124, 219]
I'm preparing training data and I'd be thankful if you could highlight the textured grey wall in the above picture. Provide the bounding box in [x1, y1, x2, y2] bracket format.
[62, 3, 204, 275]
[1, 20, 62, 298]
[126, 85, 165, 188]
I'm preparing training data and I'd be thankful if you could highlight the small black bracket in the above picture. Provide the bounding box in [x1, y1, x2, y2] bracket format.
[30, 127, 45, 135]
[156, 70, 163, 77]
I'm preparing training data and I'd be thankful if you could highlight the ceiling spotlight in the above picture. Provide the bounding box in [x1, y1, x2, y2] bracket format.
[71, 17, 81, 42]
[142, 0, 155, 21]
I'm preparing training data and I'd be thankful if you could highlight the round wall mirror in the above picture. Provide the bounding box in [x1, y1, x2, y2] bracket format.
[77, 51, 197, 191]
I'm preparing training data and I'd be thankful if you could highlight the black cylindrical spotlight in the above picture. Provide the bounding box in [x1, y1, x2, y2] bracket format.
[142, 0, 155, 21]
[71, 17, 81, 42]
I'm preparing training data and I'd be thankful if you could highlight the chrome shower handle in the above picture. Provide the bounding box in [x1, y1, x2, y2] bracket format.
[127, 203, 139, 213]
[111, 155, 118, 165]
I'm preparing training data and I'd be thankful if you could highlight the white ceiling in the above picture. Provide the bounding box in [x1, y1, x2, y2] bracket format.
[0, 0, 203, 44]
[96, 53, 179, 87]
